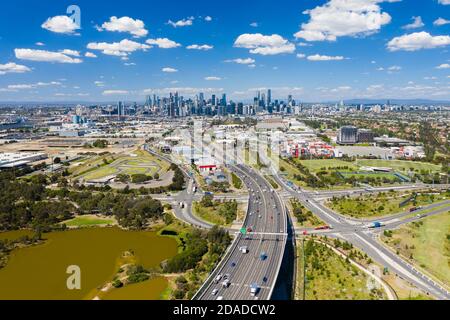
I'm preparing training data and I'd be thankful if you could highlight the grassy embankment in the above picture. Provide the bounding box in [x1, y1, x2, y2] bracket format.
[290, 199, 323, 228]
[381, 212, 450, 290]
[295, 238, 387, 300]
[327, 189, 450, 219]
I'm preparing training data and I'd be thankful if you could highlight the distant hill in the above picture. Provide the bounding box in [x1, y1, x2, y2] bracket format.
[342, 99, 450, 105]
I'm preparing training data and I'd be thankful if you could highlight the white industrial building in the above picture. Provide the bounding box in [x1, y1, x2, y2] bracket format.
[0, 152, 48, 168]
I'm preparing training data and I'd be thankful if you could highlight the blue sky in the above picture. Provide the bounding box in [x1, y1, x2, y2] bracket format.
[0, 0, 449, 102]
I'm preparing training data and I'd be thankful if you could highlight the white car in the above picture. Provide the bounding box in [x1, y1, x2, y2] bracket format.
[222, 279, 231, 288]
[212, 289, 219, 296]
[217, 296, 224, 300]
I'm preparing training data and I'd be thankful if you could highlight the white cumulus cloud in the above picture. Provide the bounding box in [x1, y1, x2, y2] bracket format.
[294, 0, 394, 42]
[85, 52, 97, 58]
[41, 15, 79, 34]
[60, 49, 80, 57]
[0, 62, 31, 75]
[436, 63, 450, 69]
[204, 76, 221, 81]
[402, 16, 424, 30]
[307, 54, 345, 61]
[167, 17, 194, 28]
[186, 44, 214, 50]
[387, 32, 450, 51]
[103, 90, 129, 96]
[225, 58, 256, 65]
[99, 16, 148, 38]
[234, 33, 295, 55]
[15, 49, 83, 63]
[146, 38, 181, 49]
[162, 67, 178, 73]
[87, 39, 150, 57]
[434, 18, 450, 26]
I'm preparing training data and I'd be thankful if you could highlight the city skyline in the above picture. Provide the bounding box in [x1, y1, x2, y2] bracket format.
[0, 0, 449, 102]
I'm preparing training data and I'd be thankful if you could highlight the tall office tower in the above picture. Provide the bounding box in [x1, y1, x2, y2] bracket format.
[288, 95, 293, 106]
[211, 94, 216, 106]
[267, 89, 272, 106]
[261, 93, 266, 109]
[145, 95, 152, 107]
[117, 101, 125, 118]
[221, 94, 227, 107]
[199, 92, 205, 106]
[252, 97, 258, 112]
[337, 126, 358, 145]
[237, 102, 244, 115]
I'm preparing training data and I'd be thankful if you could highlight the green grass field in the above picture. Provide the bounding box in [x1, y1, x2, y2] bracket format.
[356, 159, 441, 173]
[298, 159, 358, 173]
[382, 212, 450, 289]
[63, 215, 117, 227]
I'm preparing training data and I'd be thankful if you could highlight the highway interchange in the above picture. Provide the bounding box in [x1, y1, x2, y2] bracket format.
[145, 145, 450, 300]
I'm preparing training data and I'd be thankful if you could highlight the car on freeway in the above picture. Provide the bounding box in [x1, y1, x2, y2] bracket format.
[212, 289, 219, 296]
[222, 279, 231, 288]
[215, 274, 222, 284]
[217, 296, 223, 300]
[240, 246, 249, 254]
[230, 261, 237, 267]
[223, 274, 230, 280]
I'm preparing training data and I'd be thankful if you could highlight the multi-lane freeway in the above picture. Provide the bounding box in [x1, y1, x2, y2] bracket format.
[195, 164, 287, 300]
[145, 143, 449, 300]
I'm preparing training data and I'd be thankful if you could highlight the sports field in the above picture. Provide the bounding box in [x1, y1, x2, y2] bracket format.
[71, 149, 170, 182]
[356, 159, 441, 173]
[299, 159, 358, 173]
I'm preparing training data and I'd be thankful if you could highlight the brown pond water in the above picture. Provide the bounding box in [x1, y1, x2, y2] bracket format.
[0, 228, 177, 300]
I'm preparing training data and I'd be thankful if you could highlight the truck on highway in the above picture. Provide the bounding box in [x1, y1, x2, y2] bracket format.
[314, 225, 331, 231]
[410, 206, 423, 212]
[250, 283, 260, 296]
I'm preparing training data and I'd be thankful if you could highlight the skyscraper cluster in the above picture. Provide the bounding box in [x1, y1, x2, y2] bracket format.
[124, 89, 302, 118]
